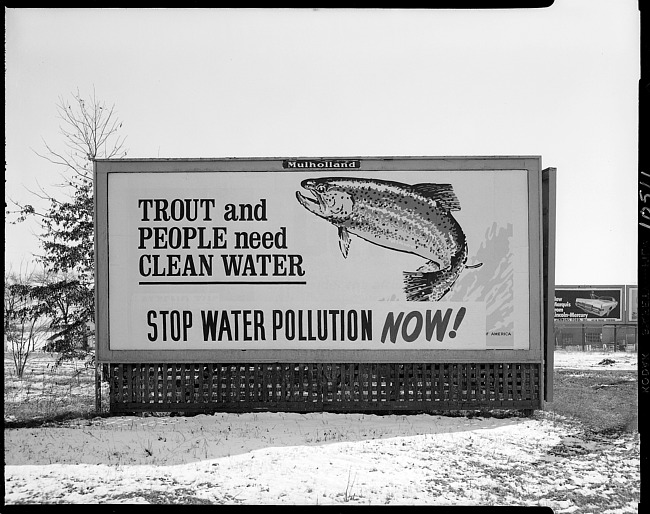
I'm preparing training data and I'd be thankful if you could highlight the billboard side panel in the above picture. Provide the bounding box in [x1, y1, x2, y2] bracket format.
[542, 167, 557, 402]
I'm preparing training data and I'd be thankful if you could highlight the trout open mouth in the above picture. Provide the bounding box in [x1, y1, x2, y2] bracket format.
[296, 179, 356, 221]
[296, 181, 326, 215]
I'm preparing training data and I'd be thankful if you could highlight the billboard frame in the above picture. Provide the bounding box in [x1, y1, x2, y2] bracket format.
[95, 156, 545, 366]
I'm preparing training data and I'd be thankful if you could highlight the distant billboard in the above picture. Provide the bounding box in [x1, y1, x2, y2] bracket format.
[554, 286, 624, 323]
[627, 286, 638, 322]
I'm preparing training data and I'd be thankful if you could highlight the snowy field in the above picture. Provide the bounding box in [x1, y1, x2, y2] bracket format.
[553, 350, 637, 371]
[4, 351, 640, 509]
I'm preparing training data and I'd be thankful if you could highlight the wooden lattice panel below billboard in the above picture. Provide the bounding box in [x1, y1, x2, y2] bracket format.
[108, 362, 541, 413]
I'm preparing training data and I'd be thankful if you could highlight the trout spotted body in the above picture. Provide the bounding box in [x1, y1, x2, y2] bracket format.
[296, 177, 480, 301]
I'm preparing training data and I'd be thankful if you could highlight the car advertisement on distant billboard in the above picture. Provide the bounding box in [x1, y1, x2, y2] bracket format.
[554, 287, 624, 322]
[627, 286, 637, 322]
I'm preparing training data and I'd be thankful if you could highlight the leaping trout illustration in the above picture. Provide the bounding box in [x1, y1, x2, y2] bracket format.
[296, 177, 482, 301]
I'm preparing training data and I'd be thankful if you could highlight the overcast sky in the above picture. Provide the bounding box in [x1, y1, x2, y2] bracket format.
[5, 4, 639, 285]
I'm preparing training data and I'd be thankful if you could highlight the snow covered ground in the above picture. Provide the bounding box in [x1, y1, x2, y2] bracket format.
[4, 351, 640, 508]
[553, 350, 637, 371]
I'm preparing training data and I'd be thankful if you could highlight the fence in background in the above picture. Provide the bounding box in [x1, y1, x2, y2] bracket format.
[554, 324, 637, 352]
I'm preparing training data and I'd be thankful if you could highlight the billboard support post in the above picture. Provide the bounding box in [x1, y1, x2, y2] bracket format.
[95, 362, 101, 413]
[94, 156, 552, 413]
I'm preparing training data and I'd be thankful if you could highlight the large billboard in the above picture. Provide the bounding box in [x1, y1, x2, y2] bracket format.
[95, 157, 544, 362]
[554, 286, 624, 323]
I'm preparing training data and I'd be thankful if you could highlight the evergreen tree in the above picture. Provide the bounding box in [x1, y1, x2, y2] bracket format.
[10, 89, 127, 356]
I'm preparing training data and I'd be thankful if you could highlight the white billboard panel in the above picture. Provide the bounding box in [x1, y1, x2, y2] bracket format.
[105, 166, 531, 352]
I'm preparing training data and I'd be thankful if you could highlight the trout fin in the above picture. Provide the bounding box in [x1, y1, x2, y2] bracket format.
[403, 246, 468, 301]
[338, 226, 351, 258]
[411, 183, 461, 211]
[403, 270, 453, 302]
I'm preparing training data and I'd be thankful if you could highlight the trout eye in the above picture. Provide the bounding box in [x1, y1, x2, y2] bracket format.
[316, 184, 328, 194]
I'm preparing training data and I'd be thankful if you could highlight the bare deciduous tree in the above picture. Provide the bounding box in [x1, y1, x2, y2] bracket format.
[4, 269, 48, 378]
[34, 87, 127, 183]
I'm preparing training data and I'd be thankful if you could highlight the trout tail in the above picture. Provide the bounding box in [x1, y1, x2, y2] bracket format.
[403, 244, 482, 301]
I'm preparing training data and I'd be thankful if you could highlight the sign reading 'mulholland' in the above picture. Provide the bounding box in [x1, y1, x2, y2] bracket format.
[283, 159, 360, 169]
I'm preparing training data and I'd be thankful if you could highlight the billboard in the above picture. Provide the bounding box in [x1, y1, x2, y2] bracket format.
[554, 286, 624, 323]
[627, 285, 638, 322]
[95, 157, 544, 362]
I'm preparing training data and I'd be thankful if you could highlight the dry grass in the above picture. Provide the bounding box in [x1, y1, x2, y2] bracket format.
[4, 352, 108, 425]
[546, 369, 638, 435]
